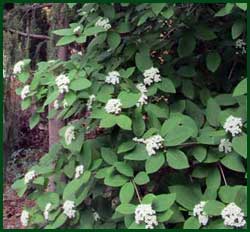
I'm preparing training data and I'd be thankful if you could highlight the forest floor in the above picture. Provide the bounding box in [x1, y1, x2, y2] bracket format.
[3, 149, 44, 229]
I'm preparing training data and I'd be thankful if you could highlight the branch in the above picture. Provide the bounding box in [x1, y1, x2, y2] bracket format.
[132, 180, 142, 203]
[6, 28, 50, 40]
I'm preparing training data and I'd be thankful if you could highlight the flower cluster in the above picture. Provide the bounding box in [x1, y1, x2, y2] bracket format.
[223, 115, 243, 137]
[105, 99, 122, 114]
[95, 17, 111, 30]
[86, 94, 96, 111]
[64, 126, 75, 145]
[235, 39, 246, 55]
[105, 71, 120, 85]
[24, 170, 36, 184]
[21, 85, 30, 100]
[136, 83, 148, 107]
[44, 203, 52, 220]
[193, 201, 209, 226]
[75, 165, 84, 179]
[135, 204, 158, 229]
[54, 100, 59, 110]
[218, 138, 232, 154]
[221, 203, 246, 228]
[13, 60, 25, 75]
[63, 200, 76, 219]
[133, 135, 164, 156]
[20, 210, 29, 227]
[55, 74, 70, 94]
[93, 211, 101, 221]
[73, 26, 81, 34]
[143, 67, 161, 86]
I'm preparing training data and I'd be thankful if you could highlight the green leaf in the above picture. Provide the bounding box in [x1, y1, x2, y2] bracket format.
[29, 113, 40, 129]
[195, 25, 217, 40]
[118, 92, 140, 108]
[206, 98, 221, 127]
[145, 153, 165, 174]
[107, 32, 121, 49]
[44, 89, 59, 106]
[33, 176, 45, 185]
[236, 3, 247, 11]
[183, 217, 200, 229]
[161, 7, 174, 19]
[206, 167, 221, 190]
[232, 19, 244, 39]
[177, 65, 196, 77]
[18, 72, 29, 83]
[133, 109, 145, 137]
[45, 213, 67, 229]
[215, 94, 237, 106]
[145, 103, 169, 118]
[157, 78, 176, 93]
[124, 144, 148, 161]
[116, 115, 132, 130]
[56, 35, 76, 46]
[104, 174, 128, 187]
[115, 161, 134, 177]
[191, 146, 207, 162]
[100, 114, 117, 128]
[166, 149, 189, 170]
[233, 79, 247, 96]
[153, 193, 176, 212]
[157, 210, 174, 222]
[203, 200, 225, 216]
[177, 34, 196, 57]
[53, 28, 74, 36]
[135, 52, 153, 72]
[69, 78, 91, 91]
[21, 98, 31, 110]
[116, 203, 136, 215]
[182, 79, 194, 99]
[220, 153, 245, 172]
[214, 3, 234, 17]
[119, 182, 135, 203]
[151, 3, 165, 15]
[206, 51, 221, 72]
[232, 133, 247, 158]
[134, 171, 150, 185]
[82, 141, 92, 169]
[65, 91, 77, 106]
[84, 26, 106, 36]
[11, 179, 27, 197]
[101, 147, 118, 165]
[118, 141, 136, 154]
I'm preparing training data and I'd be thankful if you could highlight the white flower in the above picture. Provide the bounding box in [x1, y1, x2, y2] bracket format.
[24, 170, 36, 184]
[105, 71, 120, 85]
[136, 83, 148, 107]
[135, 204, 158, 229]
[65, 126, 75, 145]
[219, 138, 232, 153]
[77, 51, 83, 56]
[13, 60, 25, 74]
[95, 17, 111, 30]
[86, 94, 96, 111]
[93, 211, 101, 221]
[134, 135, 164, 156]
[21, 85, 30, 100]
[75, 165, 84, 179]
[44, 203, 52, 220]
[143, 67, 161, 86]
[20, 210, 29, 227]
[73, 26, 81, 34]
[54, 100, 59, 110]
[105, 99, 122, 114]
[221, 203, 246, 228]
[55, 74, 70, 94]
[193, 201, 209, 226]
[235, 39, 246, 55]
[63, 99, 68, 108]
[223, 115, 243, 137]
[63, 200, 76, 219]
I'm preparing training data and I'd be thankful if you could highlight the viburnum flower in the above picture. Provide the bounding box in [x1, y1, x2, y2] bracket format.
[13, 60, 25, 74]
[93, 211, 101, 221]
[24, 170, 36, 184]
[143, 67, 161, 86]
[223, 115, 243, 137]
[135, 204, 158, 229]
[221, 203, 246, 228]
[21, 85, 30, 100]
[53, 100, 59, 110]
[75, 165, 84, 179]
[86, 94, 96, 111]
[105, 99, 122, 114]
[44, 203, 52, 220]
[235, 39, 246, 55]
[55, 74, 70, 94]
[73, 26, 81, 34]
[136, 83, 148, 107]
[193, 201, 209, 226]
[20, 210, 29, 227]
[105, 71, 120, 85]
[64, 126, 75, 145]
[218, 138, 232, 153]
[63, 200, 76, 219]
[95, 17, 111, 30]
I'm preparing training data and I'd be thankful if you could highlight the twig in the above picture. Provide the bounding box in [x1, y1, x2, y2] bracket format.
[218, 163, 228, 186]
[6, 28, 50, 40]
[228, 61, 236, 80]
[132, 180, 142, 203]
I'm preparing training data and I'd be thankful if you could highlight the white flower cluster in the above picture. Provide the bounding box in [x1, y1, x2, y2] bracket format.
[93, 211, 101, 221]
[54, 100, 59, 110]
[136, 83, 148, 107]
[223, 115, 243, 137]
[63, 200, 76, 219]
[218, 138, 232, 154]
[20, 210, 29, 227]
[44, 203, 52, 220]
[73, 26, 81, 34]
[87, 94, 96, 111]
[24, 170, 36, 184]
[65, 126, 75, 145]
[95, 17, 111, 30]
[105, 71, 120, 85]
[105, 99, 122, 114]
[133, 135, 164, 156]
[21, 85, 30, 100]
[135, 204, 158, 229]
[221, 203, 246, 228]
[143, 67, 161, 86]
[193, 201, 209, 226]
[235, 39, 246, 55]
[13, 60, 25, 75]
[55, 74, 70, 94]
[75, 165, 84, 179]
